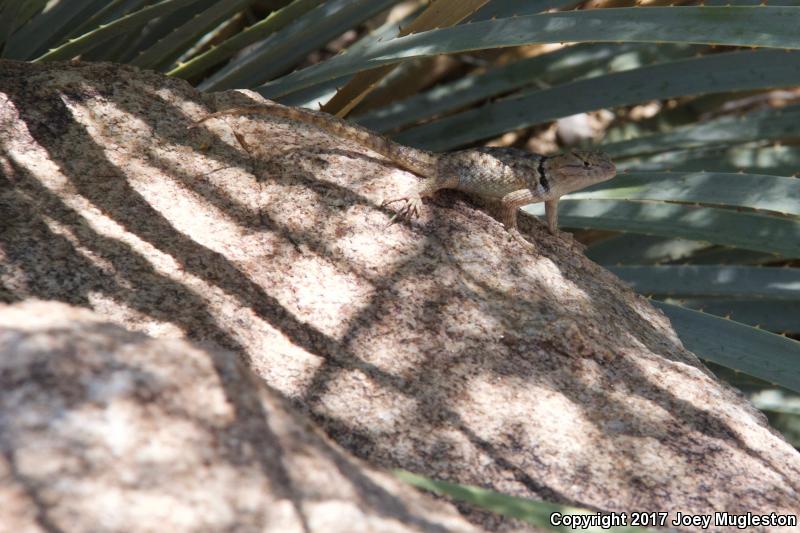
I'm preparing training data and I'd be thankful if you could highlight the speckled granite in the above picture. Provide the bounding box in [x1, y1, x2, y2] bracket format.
[0, 59, 798, 532]
[0, 300, 484, 533]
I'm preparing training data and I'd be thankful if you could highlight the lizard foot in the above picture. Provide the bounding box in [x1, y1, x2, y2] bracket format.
[382, 195, 424, 226]
[552, 229, 586, 252]
[508, 229, 538, 252]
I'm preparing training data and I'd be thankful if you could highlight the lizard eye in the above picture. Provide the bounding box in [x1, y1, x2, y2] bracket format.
[583, 161, 591, 167]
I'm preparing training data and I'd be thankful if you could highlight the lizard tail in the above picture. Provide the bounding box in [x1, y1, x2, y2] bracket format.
[197, 104, 439, 178]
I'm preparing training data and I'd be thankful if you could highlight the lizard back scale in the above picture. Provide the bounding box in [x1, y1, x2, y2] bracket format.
[192, 103, 616, 246]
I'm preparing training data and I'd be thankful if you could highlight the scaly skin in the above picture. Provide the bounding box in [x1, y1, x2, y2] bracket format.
[193, 104, 617, 246]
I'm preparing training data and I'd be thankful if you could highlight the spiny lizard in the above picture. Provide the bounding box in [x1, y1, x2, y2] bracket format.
[192, 103, 616, 246]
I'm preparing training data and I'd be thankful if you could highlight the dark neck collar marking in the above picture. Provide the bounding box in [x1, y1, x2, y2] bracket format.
[537, 156, 550, 192]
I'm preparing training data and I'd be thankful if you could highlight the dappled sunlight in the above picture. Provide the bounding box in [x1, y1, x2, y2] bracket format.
[603, 103, 800, 159]
[610, 265, 800, 301]
[771, 280, 800, 291]
[117, 157, 263, 251]
[355, 42, 694, 135]
[517, 255, 593, 304]
[535, 198, 800, 258]
[619, 143, 800, 175]
[446, 231, 593, 306]
[281, 256, 376, 339]
[457, 363, 707, 496]
[0, 311, 275, 531]
[4, 47, 800, 530]
[623, 295, 684, 346]
[588, 234, 712, 264]
[317, 368, 420, 435]
[87, 292, 185, 338]
[6, 95, 266, 257]
[577, 171, 800, 216]
[620, 342, 799, 470]
[2, 111, 71, 193]
[3, 83, 454, 364]
[461, 377, 591, 446]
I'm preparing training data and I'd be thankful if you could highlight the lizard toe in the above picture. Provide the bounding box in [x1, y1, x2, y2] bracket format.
[381, 196, 407, 208]
[508, 229, 538, 252]
[383, 195, 423, 224]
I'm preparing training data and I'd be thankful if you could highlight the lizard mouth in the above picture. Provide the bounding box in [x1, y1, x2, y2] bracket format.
[593, 160, 616, 179]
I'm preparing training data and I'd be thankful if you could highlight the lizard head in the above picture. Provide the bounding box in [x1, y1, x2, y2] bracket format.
[544, 150, 616, 196]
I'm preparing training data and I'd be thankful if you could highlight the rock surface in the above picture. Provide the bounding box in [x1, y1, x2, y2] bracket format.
[1, 59, 799, 531]
[0, 300, 483, 533]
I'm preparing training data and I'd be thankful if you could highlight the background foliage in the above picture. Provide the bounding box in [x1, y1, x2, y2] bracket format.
[3, 0, 799, 526]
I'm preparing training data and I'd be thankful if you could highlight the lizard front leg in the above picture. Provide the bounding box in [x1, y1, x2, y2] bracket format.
[501, 192, 575, 249]
[500, 189, 540, 250]
[544, 198, 559, 234]
[545, 197, 582, 249]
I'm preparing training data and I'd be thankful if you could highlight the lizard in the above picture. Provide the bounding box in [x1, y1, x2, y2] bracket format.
[191, 103, 616, 246]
